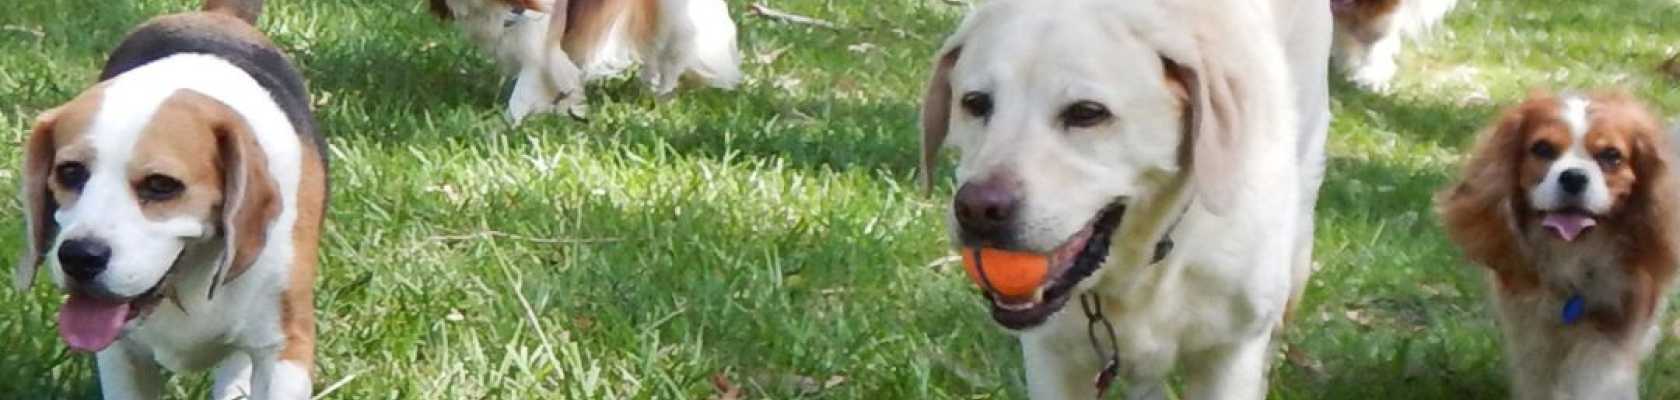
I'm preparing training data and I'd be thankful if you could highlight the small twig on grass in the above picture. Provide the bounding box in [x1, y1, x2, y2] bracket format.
[748, 3, 837, 30]
[2, 25, 45, 39]
[312, 370, 364, 400]
[922, 254, 960, 272]
[426, 230, 621, 244]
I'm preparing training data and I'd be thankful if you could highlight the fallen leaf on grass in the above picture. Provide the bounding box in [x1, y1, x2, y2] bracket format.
[1284, 345, 1326, 379]
[711, 372, 743, 400]
[1661, 53, 1680, 81]
[823, 375, 847, 389]
[1344, 309, 1373, 328]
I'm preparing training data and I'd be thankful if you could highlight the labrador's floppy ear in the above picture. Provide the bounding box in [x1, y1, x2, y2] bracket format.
[1157, 49, 1248, 213]
[198, 93, 280, 299]
[17, 109, 61, 291]
[919, 45, 962, 193]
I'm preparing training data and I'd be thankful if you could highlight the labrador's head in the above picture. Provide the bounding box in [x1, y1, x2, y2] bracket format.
[921, 0, 1274, 329]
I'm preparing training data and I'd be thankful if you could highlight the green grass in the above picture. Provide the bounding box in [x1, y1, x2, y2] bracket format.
[0, 0, 1677, 398]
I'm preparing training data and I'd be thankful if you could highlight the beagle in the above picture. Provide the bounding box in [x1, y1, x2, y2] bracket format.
[428, 0, 743, 122]
[16, 2, 327, 399]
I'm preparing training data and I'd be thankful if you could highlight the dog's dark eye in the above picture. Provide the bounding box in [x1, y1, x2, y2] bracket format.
[1061, 101, 1111, 128]
[1530, 141, 1557, 159]
[136, 174, 184, 201]
[1596, 148, 1623, 167]
[55, 162, 89, 190]
[960, 92, 993, 119]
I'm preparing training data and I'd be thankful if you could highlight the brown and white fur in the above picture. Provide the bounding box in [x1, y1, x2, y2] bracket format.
[1437, 91, 1678, 399]
[429, 0, 742, 122]
[1331, 0, 1457, 91]
[920, 0, 1330, 397]
[16, 2, 327, 399]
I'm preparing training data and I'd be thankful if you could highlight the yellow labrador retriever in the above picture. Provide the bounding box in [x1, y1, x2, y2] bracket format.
[920, 0, 1330, 398]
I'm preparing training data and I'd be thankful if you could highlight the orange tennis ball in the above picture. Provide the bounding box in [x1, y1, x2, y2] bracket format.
[960, 247, 1049, 300]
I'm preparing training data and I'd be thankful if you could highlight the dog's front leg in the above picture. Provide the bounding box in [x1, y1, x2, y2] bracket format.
[249, 349, 312, 400]
[212, 352, 253, 400]
[1020, 334, 1100, 400]
[1180, 329, 1272, 400]
[96, 341, 163, 400]
[1558, 339, 1641, 400]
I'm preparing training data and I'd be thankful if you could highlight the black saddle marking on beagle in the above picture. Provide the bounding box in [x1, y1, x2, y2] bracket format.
[98, 13, 327, 170]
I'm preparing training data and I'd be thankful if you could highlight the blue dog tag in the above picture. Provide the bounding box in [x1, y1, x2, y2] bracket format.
[1561, 295, 1585, 325]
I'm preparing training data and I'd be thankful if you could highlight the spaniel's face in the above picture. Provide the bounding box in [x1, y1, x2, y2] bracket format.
[1511, 94, 1659, 242]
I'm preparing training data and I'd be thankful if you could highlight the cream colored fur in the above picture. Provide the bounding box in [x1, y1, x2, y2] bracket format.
[920, 0, 1330, 398]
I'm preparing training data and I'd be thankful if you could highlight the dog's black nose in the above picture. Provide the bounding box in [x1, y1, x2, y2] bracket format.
[955, 175, 1021, 242]
[58, 238, 111, 281]
[1559, 168, 1589, 195]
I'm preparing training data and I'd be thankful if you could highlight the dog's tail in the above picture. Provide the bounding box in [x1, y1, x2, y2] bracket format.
[205, 0, 264, 24]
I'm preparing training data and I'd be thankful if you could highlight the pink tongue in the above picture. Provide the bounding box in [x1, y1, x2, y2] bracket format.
[58, 293, 130, 352]
[1542, 213, 1598, 242]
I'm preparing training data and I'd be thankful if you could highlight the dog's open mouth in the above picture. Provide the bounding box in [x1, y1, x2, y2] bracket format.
[982, 202, 1126, 330]
[1539, 208, 1599, 242]
[58, 274, 170, 353]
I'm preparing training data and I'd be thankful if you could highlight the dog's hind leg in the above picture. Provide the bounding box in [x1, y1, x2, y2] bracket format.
[507, 65, 559, 123]
[96, 342, 164, 400]
[676, 0, 741, 89]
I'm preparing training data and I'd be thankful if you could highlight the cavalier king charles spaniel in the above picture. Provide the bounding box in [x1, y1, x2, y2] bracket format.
[1438, 90, 1678, 399]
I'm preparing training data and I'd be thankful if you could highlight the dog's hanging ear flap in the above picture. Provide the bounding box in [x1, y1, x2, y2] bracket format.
[427, 0, 454, 19]
[919, 45, 962, 193]
[202, 95, 280, 299]
[17, 109, 61, 291]
[1158, 51, 1247, 213]
[1433, 96, 1544, 289]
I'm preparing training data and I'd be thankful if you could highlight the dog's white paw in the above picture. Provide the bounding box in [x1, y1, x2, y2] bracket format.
[1348, 62, 1396, 92]
[507, 68, 559, 124]
[566, 103, 590, 121]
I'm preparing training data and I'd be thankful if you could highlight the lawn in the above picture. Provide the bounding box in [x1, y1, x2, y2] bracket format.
[0, 0, 1677, 398]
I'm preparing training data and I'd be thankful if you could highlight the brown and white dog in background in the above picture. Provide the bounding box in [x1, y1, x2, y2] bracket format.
[16, 0, 328, 398]
[429, 0, 743, 122]
[1331, 0, 1457, 91]
[1438, 91, 1677, 399]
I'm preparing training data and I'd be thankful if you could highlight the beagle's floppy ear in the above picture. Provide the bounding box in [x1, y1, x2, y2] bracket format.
[199, 94, 280, 299]
[17, 109, 61, 291]
[919, 45, 962, 193]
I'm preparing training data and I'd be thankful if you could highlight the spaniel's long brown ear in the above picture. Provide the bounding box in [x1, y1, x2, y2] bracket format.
[200, 95, 280, 299]
[1434, 99, 1538, 289]
[17, 109, 61, 291]
[1624, 97, 1679, 264]
[919, 46, 962, 193]
[427, 0, 453, 19]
